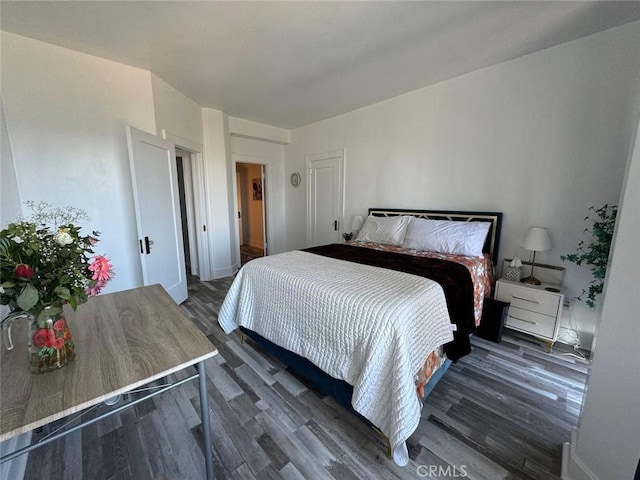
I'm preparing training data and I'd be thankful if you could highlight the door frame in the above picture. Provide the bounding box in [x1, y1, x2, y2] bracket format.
[162, 130, 211, 281]
[260, 164, 267, 255]
[236, 172, 244, 246]
[231, 154, 274, 270]
[306, 148, 345, 247]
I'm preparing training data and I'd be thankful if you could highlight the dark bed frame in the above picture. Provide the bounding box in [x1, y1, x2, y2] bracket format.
[239, 208, 503, 454]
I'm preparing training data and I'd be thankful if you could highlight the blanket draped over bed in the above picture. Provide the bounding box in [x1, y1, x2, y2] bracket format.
[218, 245, 474, 466]
[304, 243, 477, 360]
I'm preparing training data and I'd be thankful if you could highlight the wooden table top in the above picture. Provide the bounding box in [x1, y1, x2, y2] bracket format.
[0, 284, 218, 441]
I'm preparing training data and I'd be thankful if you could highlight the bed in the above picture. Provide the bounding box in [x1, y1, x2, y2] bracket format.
[218, 208, 502, 466]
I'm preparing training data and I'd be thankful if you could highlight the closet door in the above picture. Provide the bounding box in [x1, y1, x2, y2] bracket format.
[307, 149, 344, 247]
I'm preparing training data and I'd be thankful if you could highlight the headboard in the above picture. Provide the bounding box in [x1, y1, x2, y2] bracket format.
[368, 208, 503, 265]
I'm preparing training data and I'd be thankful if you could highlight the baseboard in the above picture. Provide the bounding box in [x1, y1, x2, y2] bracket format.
[213, 265, 237, 279]
[562, 428, 599, 480]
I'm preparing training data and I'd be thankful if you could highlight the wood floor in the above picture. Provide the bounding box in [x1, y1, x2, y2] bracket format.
[240, 244, 265, 266]
[15, 276, 589, 480]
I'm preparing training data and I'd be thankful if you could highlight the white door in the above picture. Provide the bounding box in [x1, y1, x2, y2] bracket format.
[307, 150, 344, 246]
[126, 126, 188, 304]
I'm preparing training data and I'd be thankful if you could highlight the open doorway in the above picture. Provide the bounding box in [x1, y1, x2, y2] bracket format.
[175, 147, 201, 279]
[163, 130, 211, 282]
[236, 162, 266, 265]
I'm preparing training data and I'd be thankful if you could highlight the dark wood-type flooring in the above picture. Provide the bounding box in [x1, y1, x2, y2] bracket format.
[240, 244, 264, 266]
[15, 276, 588, 480]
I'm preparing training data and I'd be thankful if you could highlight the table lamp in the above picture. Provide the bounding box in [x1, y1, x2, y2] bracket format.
[521, 226, 551, 285]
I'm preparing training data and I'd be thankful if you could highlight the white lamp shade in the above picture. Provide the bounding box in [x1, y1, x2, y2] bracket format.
[522, 226, 551, 252]
[350, 215, 364, 232]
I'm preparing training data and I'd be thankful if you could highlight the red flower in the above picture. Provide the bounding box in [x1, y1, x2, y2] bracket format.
[51, 337, 64, 350]
[53, 319, 67, 331]
[14, 264, 34, 278]
[33, 328, 53, 348]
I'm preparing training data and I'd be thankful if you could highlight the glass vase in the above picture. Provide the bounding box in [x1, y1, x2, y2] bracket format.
[27, 308, 76, 374]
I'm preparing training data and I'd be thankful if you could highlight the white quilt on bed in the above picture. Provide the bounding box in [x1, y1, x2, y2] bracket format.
[218, 250, 454, 466]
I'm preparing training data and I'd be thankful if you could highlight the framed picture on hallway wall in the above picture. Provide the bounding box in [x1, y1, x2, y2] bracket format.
[252, 178, 262, 200]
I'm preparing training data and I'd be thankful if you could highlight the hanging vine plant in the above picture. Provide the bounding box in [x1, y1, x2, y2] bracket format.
[561, 204, 617, 308]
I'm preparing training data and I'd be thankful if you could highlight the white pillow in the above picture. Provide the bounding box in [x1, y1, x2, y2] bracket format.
[355, 215, 411, 246]
[402, 217, 491, 257]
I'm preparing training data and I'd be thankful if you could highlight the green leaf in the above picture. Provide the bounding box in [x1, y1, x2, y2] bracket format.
[16, 284, 39, 311]
[1, 281, 16, 288]
[54, 286, 71, 300]
[37, 305, 62, 322]
[38, 347, 54, 357]
[563, 204, 617, 308]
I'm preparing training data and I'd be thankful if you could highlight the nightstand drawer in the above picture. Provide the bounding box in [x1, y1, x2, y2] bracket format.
[495, 282, 561, 317]
[505, 306, 556, 339]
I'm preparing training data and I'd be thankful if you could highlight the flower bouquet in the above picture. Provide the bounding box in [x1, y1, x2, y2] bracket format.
[0, 201, 114, 373]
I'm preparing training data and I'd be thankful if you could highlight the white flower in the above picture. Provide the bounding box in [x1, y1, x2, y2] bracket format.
[54, 229, 74, 246]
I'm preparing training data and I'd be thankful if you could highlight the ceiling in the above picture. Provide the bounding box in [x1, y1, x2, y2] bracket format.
[2, 1, 640, 129]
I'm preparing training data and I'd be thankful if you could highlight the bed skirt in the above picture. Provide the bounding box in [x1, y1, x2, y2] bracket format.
[239, 326, 451, 427]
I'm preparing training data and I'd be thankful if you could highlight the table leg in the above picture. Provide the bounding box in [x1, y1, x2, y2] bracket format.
[197, 360, 214, 480]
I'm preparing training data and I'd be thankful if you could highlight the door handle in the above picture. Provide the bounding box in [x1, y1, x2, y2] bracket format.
[511, 295, 539, 304]
[334, 220, 338, 231]
[509, 315, 537, 325]
[144, 236, 152, 254]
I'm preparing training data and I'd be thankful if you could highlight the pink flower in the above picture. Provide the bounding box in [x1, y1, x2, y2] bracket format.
[88, 255, 113, 282]
[53, 319, 67, 331]
[51, 337, 64, 350]
[33, 328, 53, 348]
[86, 279, 107, 297]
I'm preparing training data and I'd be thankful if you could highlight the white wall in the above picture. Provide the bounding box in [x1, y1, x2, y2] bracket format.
[151, 74, 203, 146]
[202, 107, 235, 278]
[285, 21, 640, 345]
[568, 100, 640, 480]
[229, 116, 291, 145]
[1, 32, 157, 293]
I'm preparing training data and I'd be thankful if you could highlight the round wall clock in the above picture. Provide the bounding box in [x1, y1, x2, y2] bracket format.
[290, 172, 301, 187]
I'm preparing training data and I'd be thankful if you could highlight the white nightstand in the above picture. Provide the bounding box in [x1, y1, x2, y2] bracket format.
[495, 278, 565, 351]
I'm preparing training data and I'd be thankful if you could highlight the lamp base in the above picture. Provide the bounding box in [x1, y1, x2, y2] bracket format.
[521, 275, 542, 285]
